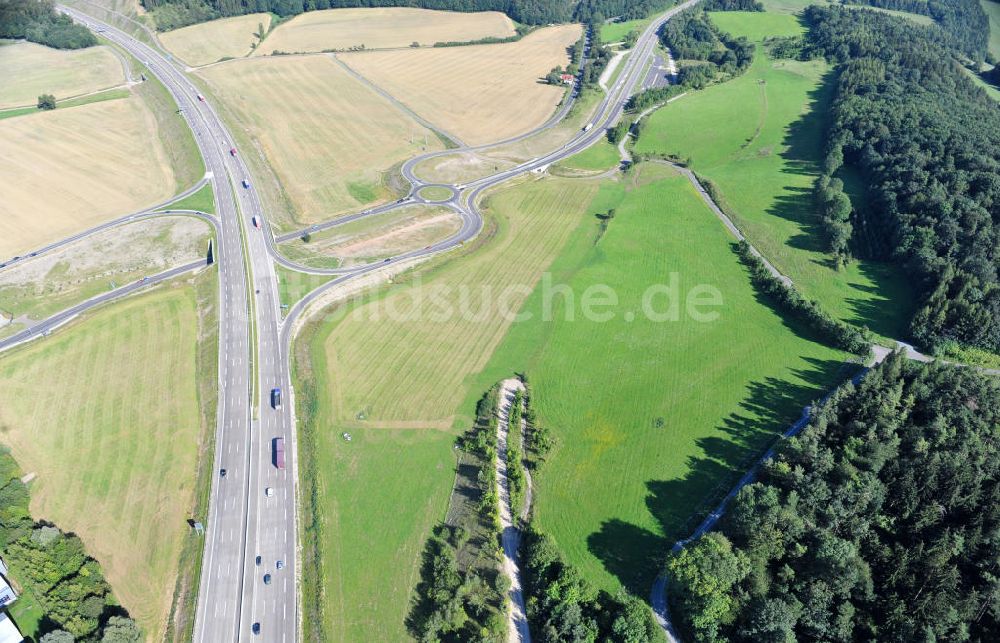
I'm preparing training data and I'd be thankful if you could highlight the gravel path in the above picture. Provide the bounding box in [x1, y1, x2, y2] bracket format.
[496, 378, 531, 643]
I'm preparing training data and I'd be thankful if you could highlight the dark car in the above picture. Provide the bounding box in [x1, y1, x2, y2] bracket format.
[255, 555, 261, 566]
[252, 623, 260, 635]
[220, 468, 227, 477]
[263, 574, 272, 585]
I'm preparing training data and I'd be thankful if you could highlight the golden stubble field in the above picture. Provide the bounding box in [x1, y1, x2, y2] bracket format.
[341, 24, 581, 145]
[256, 7, 515, 55]
[0, 97, 177, 257]
[161, 12, 272, 66]
[0, 42, 125, 109]
[198, 54, 444, 224]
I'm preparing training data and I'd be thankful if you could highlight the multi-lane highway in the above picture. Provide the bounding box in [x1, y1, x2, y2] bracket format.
[42, 2, 701, 640]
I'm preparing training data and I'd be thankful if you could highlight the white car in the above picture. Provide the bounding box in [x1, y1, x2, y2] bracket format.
[265, 487, 274, 497]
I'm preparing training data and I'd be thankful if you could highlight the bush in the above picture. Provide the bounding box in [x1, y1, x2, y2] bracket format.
[37, 94, 56, 110]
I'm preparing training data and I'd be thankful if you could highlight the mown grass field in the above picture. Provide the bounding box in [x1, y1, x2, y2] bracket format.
[160, 13, 271, 66]
[600, 17, 649, 43]
[0, 96, 176, 257]
[293, 176, 600, 638]
[257, 7, 515, 55]
[554, 139, 622, 173]
[342, 24, 581, 146]
[0, 279, 213, 641]
[199, 55, 443, 225]
[278, 204, 461, 269]
[457, 167, 849, 598]
[0, 216, 211, 322]
[0, 42, 124, 109]
[635, 11, 913, 339]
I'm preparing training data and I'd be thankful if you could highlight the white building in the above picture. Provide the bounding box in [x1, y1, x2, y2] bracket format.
[0, 577, 15, 609]
[0, 612, 22, 643]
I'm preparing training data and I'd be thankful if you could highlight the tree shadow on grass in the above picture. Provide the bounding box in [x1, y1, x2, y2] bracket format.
[766, 69, 839, 254]
[587, 357, 850, 596]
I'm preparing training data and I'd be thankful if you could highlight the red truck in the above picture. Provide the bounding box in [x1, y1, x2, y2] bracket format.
[273, 437, 285, 470]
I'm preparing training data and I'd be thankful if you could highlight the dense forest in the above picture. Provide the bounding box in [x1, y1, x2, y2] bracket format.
[142, 0, 671, 30]
[668, 353, 1000, 641]
[805, 6, 1000, 354]
[0, 0, 97, 48]
[0, 448, 141, 641]
[845, 0, 990, 60]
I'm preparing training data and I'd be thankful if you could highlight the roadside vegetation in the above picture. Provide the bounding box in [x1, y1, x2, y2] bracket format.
[0, 448, 141, 640]
[0, 273, 217, 640]
[668, 353, 1000, 641]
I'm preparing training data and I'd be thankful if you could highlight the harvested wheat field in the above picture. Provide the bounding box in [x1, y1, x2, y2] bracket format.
[161, 13, 271, 66]
[198, 55, 443, 224]
[341, 24, 580, 145]
[0, 42, 125, 109]
[0, 97, 176, 256]
[256, 7, 515, 55]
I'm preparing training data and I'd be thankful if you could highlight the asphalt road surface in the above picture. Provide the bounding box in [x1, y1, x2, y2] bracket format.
[52, 2, 702, 641]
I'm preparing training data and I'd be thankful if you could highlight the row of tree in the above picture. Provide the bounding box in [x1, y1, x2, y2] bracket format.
[0, 448, 141, 641]
[734, 239, 872, 354]
[506, 389, 528, 518]
[804, 6, 1000, 353]
[407, 386, 507, 641]
[0, 0, 97, 48]
[667, 353, 1000, 641]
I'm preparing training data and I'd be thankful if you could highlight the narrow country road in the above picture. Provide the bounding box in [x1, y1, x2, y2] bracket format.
[496, 378, 530, 643]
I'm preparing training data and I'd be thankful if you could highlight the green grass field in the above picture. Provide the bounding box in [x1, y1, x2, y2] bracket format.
[0, 87, 130, 122]
[167, 181, 215, 213]
[555, 140, 622, 173]
[601, 18, 648, 43]
[635, 12, 913, 340]
[0, 277, 214, 640]
[417, 185, 453, 201]
[450, 169, 849, 597]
